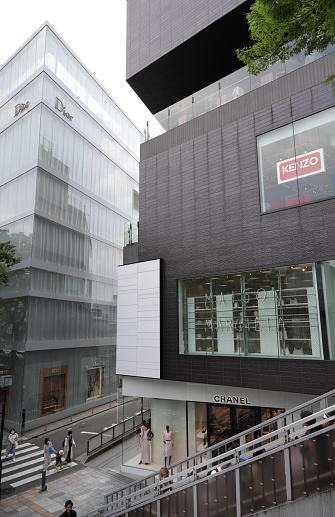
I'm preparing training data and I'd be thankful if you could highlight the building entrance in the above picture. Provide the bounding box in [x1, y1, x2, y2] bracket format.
[207, 404, 284, 447]
[190, 401, 285, 455]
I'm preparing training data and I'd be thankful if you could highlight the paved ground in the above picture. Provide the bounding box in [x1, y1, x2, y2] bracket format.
[0, 466, 136, 516]
[0, 399, 148, 516]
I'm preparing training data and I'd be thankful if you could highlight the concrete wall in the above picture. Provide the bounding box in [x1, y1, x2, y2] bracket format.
[254, 488, 335, 517]
[126, 0, 248, 79]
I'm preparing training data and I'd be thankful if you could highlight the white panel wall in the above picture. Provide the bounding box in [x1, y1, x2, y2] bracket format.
[116, 259, 160, 378]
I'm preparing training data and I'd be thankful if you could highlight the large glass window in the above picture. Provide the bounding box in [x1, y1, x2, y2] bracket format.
[0, 28, 45, 103]
[32, 216, 123, 279]
[44, 26, 140, 161]
[36, 169, 129, 246]
[258, 107, 335, 212]
[0, 169, 36, 223]
[42, 74, 139, 180]
[27, 297, 116, 341]
[0, 74, 43, 133]
[178, 264, 323, 359]
[0, 106, 40, 182]
[39, 105, 138, 218]
[0, 216, 34, 261]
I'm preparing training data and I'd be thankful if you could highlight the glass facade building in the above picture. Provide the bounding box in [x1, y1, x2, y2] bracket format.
[0, 23, 139, 428]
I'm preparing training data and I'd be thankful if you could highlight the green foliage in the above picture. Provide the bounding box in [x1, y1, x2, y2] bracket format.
[0, 241, 21, 287]
[237, 0, 335, 81]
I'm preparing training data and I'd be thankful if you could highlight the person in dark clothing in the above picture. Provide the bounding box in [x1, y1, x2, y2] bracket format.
[64, 430, 76, 464]
[55, 449, 64, 469]
[300, 410, 323, 435]
[59, 500, 77, 517]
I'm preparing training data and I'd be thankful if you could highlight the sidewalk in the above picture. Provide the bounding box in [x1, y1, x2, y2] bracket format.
[21, 396, 137, 440]
[0, 465, 137, 516]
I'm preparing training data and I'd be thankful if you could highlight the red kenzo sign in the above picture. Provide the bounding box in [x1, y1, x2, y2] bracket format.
[277, 148, 325, 184]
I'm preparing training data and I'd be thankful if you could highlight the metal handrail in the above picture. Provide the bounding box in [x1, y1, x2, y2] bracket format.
[87, 409, 151, 455]
[81, 403, 335, 517]
[101, 386, 335, 503]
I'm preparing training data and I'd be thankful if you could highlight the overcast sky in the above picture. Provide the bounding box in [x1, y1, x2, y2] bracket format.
[0, 0, 154, 130]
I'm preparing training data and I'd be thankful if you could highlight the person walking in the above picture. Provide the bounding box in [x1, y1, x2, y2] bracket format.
[43, 437, 53, 470]
[4, 428, 19, 462]
[64, 430, 76, 464]
[59, 499, 77, 517]
[55, 449, 64, 469]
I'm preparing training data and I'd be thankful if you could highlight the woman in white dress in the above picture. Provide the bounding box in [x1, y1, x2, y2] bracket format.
[139, 424, 152, 464]
[43, 437, 53, 470]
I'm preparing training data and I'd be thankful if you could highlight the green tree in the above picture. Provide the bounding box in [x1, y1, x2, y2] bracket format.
[0, 241, 21, 288]
[237, 0, 335, 84]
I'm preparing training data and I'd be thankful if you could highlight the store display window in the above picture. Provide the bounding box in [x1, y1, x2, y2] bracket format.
[87, 366, 104, 399]
[187, 402, 285, 455]
[40, 365, 67, 417]
[178, 264, 323, 358]
[258, 107, 335, 212]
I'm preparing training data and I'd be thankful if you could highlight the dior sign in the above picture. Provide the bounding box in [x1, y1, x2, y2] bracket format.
[54, 97, 73, 121]
[14, 101, 30, 117]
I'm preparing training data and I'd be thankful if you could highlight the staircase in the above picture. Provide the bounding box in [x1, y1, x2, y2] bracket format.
[82, 388, 335, 517]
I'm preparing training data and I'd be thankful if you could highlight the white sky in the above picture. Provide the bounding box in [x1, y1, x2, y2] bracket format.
[0, 0, 154, 130]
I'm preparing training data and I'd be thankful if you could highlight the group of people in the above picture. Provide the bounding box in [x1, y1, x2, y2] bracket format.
[3, 427, 76, 469]
[43, 429, 76, 470]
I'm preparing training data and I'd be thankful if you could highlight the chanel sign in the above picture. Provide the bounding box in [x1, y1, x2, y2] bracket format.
[213, 395, 251, 405]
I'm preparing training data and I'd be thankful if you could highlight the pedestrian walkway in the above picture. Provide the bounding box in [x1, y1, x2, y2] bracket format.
[20, 396, 137, 440]
[1, 442, 78, 491]
[0, 465, 138, 516]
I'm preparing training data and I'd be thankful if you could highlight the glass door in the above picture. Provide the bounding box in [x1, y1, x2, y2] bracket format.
[208, 405, 231, 446]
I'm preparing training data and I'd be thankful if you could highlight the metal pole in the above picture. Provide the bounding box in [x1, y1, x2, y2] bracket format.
[41, 469, 47, 492]
[116, 389, 119, 425]
[0, 388, 7, 501]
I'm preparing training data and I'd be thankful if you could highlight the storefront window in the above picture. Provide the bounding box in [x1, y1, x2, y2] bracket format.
[178, 264, 323, 358]
[258, 107, 335, 212]
[320, 260, 335, 360]
[87, 366, 104, 399]
[40, 365, 68, 417]
[187, 402, 285, 456]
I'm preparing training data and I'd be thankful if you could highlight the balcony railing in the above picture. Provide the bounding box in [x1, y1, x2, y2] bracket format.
[142, 44, 335, 141]
[81, 388, 335, 517]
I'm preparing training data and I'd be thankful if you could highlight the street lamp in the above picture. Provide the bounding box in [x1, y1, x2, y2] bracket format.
[0, 375, 14, 499]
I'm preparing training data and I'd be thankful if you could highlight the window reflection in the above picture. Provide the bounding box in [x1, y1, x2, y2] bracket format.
[258, 107, 335, 212]
[179, 264, 322, 359]
[44, 27, 140, 161]
[38, 105, 138, 218]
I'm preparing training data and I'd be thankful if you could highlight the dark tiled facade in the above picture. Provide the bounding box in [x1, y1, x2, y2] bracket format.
[127, 0, 335, 398]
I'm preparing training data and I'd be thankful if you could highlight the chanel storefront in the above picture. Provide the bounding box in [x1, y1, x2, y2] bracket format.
[122, 376, 312, 465]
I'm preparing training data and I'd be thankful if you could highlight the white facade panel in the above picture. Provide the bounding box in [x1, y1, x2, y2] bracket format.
[122, 376, 314, 410]
[116, 259, 161, 378]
